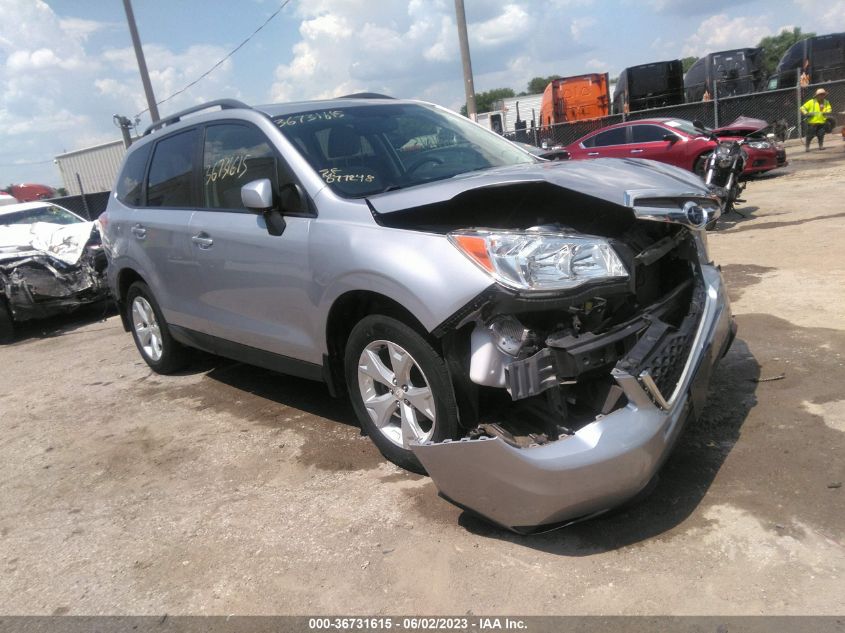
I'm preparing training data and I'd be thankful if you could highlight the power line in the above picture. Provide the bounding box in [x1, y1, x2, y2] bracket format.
[0, 159, 55, 168]
[134, 0, 291, 119]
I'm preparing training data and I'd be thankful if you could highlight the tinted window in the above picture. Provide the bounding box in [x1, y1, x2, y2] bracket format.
[590, 127, 628, 147]
[116, 143, 152, 206]
[203, 124, 292, 209]
[632, 125, 669, 143]
[147, 129, 199, 208]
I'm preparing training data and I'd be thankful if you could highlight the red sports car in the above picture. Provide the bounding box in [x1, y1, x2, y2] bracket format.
[563, 117, 782, 177]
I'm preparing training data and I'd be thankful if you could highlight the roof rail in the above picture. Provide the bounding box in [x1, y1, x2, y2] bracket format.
[143, 99, 252, 135]
[338, 92, 395, 100]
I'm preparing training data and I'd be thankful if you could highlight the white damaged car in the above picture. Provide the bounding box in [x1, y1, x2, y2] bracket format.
[0, 202, 108, 342]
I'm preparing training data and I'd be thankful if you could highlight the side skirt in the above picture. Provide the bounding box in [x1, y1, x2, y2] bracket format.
[170, 325, 325, 384]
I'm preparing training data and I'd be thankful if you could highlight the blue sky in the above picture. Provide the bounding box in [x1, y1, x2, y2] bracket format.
[1, 0, 843, 186]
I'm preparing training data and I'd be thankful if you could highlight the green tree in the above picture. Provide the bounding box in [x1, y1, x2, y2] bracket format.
[526, 75, 561, 94]
[460, 87, 516, 116]
[757, 27, 815, 77]
[681, 56, 699, 73]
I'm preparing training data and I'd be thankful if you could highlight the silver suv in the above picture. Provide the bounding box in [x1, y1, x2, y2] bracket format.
[103, 96, 735, 532]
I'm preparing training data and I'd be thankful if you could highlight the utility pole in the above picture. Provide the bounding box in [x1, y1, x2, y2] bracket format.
[122, 0, 160, 123]
[113, 115, 134, 148]
[454, 0, 477, 120]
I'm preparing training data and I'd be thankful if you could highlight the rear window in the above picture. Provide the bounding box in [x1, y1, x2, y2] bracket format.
[589, 127, 628, 147]
[147, 129, 199, 208]
[116, 143, 152, 206]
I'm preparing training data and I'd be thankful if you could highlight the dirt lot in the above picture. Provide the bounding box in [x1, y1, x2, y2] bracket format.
[2, 143, 844, 615]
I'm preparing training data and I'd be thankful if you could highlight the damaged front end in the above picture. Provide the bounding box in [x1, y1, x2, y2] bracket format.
[0, 228, 108, 326]
[375, 176, 735, 533]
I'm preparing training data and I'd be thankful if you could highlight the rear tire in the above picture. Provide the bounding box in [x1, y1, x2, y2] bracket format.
[0, 298, 14, 344]
[344, 315, 459, 474]
[126, 281, 189, 374]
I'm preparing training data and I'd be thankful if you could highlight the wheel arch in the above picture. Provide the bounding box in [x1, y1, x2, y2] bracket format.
[115, 267, 147, 331]
[324, 290, 432, 396]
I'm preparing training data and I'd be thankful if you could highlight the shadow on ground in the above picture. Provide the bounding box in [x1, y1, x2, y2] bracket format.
[7, 300, 117, 344]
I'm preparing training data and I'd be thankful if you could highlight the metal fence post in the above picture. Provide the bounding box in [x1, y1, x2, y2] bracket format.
[713, 81, 719, 128]
[796, 76, 803, 141]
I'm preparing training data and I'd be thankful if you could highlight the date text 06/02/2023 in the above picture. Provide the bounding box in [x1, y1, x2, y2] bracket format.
[307, 617, 528, 630]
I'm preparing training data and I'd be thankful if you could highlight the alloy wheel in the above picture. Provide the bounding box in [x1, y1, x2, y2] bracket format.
[357, 340, 436, 448]
[131, 296, 163, 362]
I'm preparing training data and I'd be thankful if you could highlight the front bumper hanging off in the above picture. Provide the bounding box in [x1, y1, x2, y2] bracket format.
[411, 264, 736, 533]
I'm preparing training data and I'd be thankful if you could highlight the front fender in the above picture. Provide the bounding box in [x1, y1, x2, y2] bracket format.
[310, 220, 493, 352]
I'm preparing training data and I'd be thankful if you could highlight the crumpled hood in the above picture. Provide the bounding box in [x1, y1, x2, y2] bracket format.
[0, 221, 97, 265]
[367, 158, 709, 214]
[712, 116, 769, 136]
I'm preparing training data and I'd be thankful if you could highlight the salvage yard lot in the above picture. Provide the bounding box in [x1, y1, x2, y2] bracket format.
[1, 146, 844, 615]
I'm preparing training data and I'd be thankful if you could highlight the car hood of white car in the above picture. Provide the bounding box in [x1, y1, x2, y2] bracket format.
[0, 221, 96, 266]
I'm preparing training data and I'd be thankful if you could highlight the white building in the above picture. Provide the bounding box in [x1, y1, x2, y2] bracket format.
[54, 139, 129, 195]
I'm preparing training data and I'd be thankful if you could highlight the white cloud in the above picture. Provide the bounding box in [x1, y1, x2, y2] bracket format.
[585, 58, 607, 71]
[570, 16, 597, 41]
[269, 0, 595, 109]
[649, 0, 755, 14]
[472, 4, 533, 47]
[0, 0, 242, 186]
[794, 0, 845, 28]
[58, 17, 115, 41]
[682, 14, 772, 57]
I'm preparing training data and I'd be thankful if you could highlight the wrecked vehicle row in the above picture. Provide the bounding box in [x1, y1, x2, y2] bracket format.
[102, 96, 735, 532]
[0, 202, 108, 342]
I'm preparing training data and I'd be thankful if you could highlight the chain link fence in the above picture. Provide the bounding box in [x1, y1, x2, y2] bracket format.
[504, 77, 845, 147]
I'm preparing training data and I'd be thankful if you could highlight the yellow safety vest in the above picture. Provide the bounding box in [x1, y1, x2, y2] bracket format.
[802, 98, 832, 125]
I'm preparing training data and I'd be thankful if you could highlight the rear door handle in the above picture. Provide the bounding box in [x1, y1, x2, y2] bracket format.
[131, 224, 147, 239]
[192, 233, 214, 249]
[587, 152, 600, 156]
[630, 149, 644, 153]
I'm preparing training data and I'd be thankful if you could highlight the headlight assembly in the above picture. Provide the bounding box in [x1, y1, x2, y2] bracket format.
[747, 141, 771, 149]
[448, 229, 628, 292]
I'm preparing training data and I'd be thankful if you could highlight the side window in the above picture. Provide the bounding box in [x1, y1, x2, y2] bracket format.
[147, 129, 199, 208]
[203, 124, 290, 209]
[591, 127, 628, 147]
[632, 125, 669, 143]
[116, 142, 152, 206]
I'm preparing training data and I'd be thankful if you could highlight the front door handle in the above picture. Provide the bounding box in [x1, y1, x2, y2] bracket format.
[630, 149, 644, 153]
[192, 233, 214, 249]
[131, 224, 147, 239]
[587, 152, 600, 156]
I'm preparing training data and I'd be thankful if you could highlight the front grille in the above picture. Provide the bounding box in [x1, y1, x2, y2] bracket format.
[643, 328, 695, 397]
[639, 283, 704, 402]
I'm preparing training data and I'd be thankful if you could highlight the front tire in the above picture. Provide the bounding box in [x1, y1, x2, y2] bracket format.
[126, 281, 189, 374]
[344, 315, 459, 474]
[693, 152, 712, 178]
[0, 298, 14, 344]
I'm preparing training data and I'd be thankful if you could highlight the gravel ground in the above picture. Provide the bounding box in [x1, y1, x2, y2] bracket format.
[1, 143, 844, 615]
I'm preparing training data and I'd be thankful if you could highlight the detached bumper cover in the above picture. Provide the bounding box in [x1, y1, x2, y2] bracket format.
[411, 264, 735, 533]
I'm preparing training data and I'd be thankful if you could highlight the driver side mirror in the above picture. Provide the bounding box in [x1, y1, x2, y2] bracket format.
[663, 133, 681, 144]
[692, 119, 705, 131]
[241, 178, 273, 212]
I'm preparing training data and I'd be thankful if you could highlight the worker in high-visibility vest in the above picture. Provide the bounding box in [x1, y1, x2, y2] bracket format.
[801, 87, 832, 151]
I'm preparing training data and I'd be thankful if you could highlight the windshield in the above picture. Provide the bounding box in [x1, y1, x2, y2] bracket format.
[664, 119, 709, 136]
[274, 103, 535, 197]
[0, 205, 82, 226]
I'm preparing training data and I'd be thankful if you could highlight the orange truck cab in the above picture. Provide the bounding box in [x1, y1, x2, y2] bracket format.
[539, 73, 610, 129]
